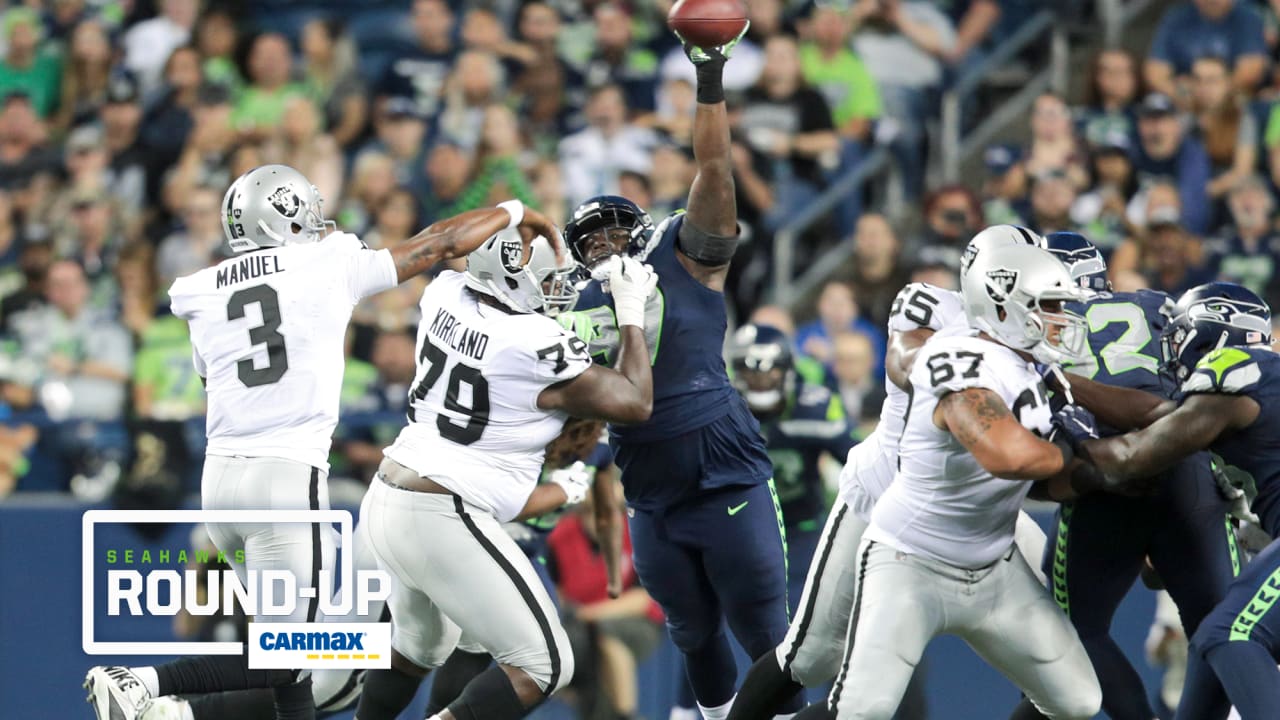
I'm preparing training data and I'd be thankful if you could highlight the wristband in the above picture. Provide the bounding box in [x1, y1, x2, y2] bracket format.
[497, 200, 524, 230]
[695, 62, 725, 104]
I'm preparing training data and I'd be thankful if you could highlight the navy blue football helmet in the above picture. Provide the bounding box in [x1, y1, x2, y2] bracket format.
[1043, 232, 1110, 292]
[563, 195, 655, 268]
[1161, 282, 1273, 381]
[727, 323, 795, 417]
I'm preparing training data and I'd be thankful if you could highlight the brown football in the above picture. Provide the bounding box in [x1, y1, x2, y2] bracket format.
[667, 0, 748, 48]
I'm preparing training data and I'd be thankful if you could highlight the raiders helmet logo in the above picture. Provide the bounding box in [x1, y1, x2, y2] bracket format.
[500, 236, 524, 273]
[268, 186, 301, 218]
[984, 268, 1019, 302]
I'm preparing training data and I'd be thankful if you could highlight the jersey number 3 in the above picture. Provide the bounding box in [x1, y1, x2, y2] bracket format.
[227, 285, 288, 387]
[408, 340, 490, 445]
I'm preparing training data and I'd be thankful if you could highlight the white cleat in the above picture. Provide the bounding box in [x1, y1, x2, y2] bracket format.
[84, 666, 151, 720]
[137, 696, 193, 720]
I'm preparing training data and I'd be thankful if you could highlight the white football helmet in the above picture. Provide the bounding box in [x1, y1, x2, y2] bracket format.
[962, 244, 1090, 364]
[464, 229, 579, 316]
[959, 224, 1043, 282]
[222, 164, 332, 253]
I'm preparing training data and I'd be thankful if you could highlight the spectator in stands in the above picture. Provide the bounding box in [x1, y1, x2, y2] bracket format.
[1205, 174, 1280, 303]
[1024, 93, 1088, 191]
[1073, 132, 1136, 257]
[334, 330, 417, 483]
[122, 0, 197, 96]
[852, 0, 956, 199]
[1146, 0, 1267, 100]
[584, 3, 659, 114]
[97, 72, 149, 228]
[1112, 180, 1185, 274]
[939, 0, 1001, 70]
[232, 33, 311, 141]
[847, 213, 909, 328]
[736, 33, 840, 233]
[0, 8, 62, 119]
[796, 279, 886, 377]
[914, 183, 983, 272]
[0, 92, 54, 196]
[911, 260, 959, 290]
[1191, 54, 1258, 201]
[277, 96, 344, 206]
[139, 46, 203, 171]
[980, 144, 1028, 226]
[648, 142, 694, 220]
[830, 329, 885, 428]
[156, 185, 225, 288]
[750, 304, 797, 337]
[7, 259, 131, 422]
[0, 422, 35, 497]
[511, 2, 587, 157]
[47, 0, 94, 41]
[438, 49, 508, 151]
[448, 104, 536, 216]
[193, 7, 242, 93]
[55, 187, 124, 308]
[1143, 218, 1215, 295]
[337, 150, 399, 235]
[378, 0, 456, 120]
[1078, 48, 1140, 148]
[647, 78, 697, 147]
[1133, 92, 1212, 235]
[548, 489, 664, 720]
[301, 19, 368, 151]
[53, 19, 113, 135]
[114, 241, 158, 337]
[131, 308, 207, 493]
[559, 83, 657, 208]
[659, 8, 763, 96]
[364, 96, 430, 196]
[355, 189, 428, 332]
[800, 5, 881, 146]
[422, 140, 472, 225]
[530, 160, 568, 226]
[0, 240, 50, 334]
[1028, 167, 1079, 236]
[161, 83, 234, 215]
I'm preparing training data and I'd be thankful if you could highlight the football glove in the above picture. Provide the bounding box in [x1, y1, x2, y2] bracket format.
[675, 21, 750, 65]
[1052, 405, 1098, 449]
[599, 256, 658, 328]
[548, 461, 591, 507]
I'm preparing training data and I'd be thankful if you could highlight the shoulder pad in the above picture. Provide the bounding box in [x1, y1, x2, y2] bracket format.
[1182, 347, 1263, 395]
[911, 335, 1007, 398]
[887, 283, 965, 333]
[322, 231, 367, 252]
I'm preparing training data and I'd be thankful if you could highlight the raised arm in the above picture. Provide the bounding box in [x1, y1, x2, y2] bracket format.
[936, 388, 1067, 480]
[674, 27, 748, 288]
[1080, 393, 1258, 481]
[388, 202, 563, 283]
[1058, 371, 1175, 430]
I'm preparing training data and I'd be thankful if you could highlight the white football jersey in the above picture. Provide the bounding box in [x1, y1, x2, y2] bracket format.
[384, 271, 591, 522]
[838, 283, 966, 508]
[865, 333, 1053, 569]
[169, 232, 397, 470]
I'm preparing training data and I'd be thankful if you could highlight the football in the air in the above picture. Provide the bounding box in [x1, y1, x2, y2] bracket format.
[667, 0, 748, 48]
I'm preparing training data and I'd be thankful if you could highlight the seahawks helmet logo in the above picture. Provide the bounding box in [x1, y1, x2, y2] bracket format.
[984, 268, 1019, 302]
[500, 236, 524, 273]
[268, 186, 301, 218]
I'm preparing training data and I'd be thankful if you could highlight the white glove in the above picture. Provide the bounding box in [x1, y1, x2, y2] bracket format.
[599, 256, 658, 328]
[548, 461, 591, 506]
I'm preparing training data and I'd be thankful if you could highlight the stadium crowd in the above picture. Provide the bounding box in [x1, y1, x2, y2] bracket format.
[7, 0, 1280, 716]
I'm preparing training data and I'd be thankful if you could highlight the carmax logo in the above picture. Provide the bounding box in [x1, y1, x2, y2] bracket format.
[248, 623, 390, 669]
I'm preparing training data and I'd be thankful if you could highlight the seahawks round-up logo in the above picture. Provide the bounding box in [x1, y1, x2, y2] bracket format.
[984, 267, 1019, 302]
[500, 236, 524, 273]
[268, 186, 301, 218]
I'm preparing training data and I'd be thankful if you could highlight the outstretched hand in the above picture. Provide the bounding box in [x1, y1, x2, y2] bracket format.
[517, 207, 566, 263]
[675, 21, 750, 67]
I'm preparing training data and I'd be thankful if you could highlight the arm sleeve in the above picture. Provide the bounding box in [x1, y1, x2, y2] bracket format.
[334, 233, 398, 302]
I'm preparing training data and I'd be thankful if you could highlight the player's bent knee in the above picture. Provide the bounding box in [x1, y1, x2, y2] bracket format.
[785, 647, 840, 687]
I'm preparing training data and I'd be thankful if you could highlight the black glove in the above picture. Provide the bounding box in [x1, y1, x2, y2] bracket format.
[674, 22, 750, 104]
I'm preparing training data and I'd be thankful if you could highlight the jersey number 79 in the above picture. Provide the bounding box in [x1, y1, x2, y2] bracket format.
[407, 339, 491, 445]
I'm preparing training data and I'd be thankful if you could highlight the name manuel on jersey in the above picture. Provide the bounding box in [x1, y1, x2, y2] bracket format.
[216, 255, 285, 288]
[428, 307, 490, 361]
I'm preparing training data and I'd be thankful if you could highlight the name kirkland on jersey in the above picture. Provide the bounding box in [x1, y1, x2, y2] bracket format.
[426, 306, 491, 362]
[215, 255, 286, 289]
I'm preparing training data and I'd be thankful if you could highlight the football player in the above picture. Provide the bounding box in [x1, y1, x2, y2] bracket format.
[727, 226, 1051, 720]
[85, 165, 563, 720]
[792, 244, 1105, 720]
[554, 25, 797, 720]
[1009, 233, 1238, 720]
[1053, 283, 1280, 720]
[352, 232, 659, 720]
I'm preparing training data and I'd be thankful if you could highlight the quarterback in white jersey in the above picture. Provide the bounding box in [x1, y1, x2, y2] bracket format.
[356, 235, 659, 720]
[807, 244, 1102, 720]
[85, 165, 564, 720]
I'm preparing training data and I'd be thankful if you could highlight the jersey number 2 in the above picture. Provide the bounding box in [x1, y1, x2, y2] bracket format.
[227, 285, 288, 387]
[408, 340, 490, 445]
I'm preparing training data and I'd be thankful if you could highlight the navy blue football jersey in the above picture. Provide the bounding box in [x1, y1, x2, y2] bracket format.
[763, 382, 857, 527]
[1064, 289, 1174, 399]
[1180, 346, 1280, 537]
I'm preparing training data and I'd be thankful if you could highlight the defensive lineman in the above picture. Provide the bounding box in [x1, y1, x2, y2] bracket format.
[792, 244, 1104, 720]
[727, 226, 1050, 720]
[352, 234, 659, 720]
[85, 164, 562, 720]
